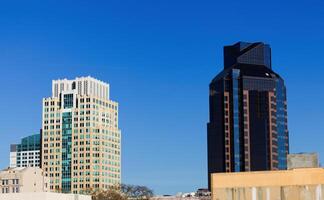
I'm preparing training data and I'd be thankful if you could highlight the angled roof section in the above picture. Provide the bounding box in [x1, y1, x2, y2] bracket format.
[224, 42, 272, 69]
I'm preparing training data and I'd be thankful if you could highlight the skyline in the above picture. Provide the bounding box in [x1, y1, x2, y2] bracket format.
[1, 0, 324, 195]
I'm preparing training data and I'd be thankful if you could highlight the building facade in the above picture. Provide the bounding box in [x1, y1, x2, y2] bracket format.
[207, 42, 289, 189]
[41, 76, 121, 194]
[211, 168, 324, 200]
[0, 167, 49, 194]
[10, 134, 41, 168]
[287, 153, 319, 169]
[0, 192, 91, 200]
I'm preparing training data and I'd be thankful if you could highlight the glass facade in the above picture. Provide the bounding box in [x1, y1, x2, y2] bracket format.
[62, 112, 72, 193]
[224, 42, 272, 69]
[208, 42, 289, 190]
[64, 94, 73, 109]
[276, 79, 287, 169]
[248, 90, 271, 170]
[232, 69, 241, 172]
[16, 134, 40, 152]
[15, 134, 41, 167]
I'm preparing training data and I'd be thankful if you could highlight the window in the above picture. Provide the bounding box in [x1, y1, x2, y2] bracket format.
[63, 94, 74, 108]
[2, 179, 8, 185]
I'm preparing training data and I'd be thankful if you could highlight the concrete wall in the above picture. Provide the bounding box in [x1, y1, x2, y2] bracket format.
[20, 167, 49, 192]
[211, 168, 324, 200]
[153, 197, 210, 200]
[0, 192, 91, 200]
[0, 167, 49, 194]
[213, 185, 324, 200]
[287, 153, 319, 169]
[212, 168, 324, 188]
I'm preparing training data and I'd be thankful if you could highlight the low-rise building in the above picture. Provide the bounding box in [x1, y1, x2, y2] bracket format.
[196, 188, 211, 197]
[0, 167, 49, 194]
[152, 189, 211, 200]
[211, 168, 324, 200]
[0, 192, 91, 200]
[287, 152, 319, 169]
[10, 134, 41, 168]
[152, 196, 201, 200]
[0, 167, 91, 199]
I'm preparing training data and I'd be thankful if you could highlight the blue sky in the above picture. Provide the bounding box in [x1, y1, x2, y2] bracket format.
[0, 0, 324, 195]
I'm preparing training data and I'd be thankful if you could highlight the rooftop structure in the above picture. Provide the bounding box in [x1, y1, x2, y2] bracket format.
[51, 76, 110, 99]
[287, 153, 319, 169]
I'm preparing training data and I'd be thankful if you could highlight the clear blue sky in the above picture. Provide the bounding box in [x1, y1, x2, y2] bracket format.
[0, 0, 324, 195]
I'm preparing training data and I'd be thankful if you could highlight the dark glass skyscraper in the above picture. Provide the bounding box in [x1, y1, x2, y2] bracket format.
[207, 42, 289, 189]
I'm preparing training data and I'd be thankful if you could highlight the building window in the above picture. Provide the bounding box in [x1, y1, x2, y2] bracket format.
[12, 179, 19, 185]
[2, 179, 8, 185]
[63, 94, 74, 109]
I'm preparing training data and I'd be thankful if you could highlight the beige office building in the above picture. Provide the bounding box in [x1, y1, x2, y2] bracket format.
[211, 168, 324, 200]
[0, 167, 49, 194]
[41, 76, 121, 194]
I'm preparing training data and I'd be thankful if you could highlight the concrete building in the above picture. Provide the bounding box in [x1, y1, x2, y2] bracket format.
[10, 134, 41, 168]
[287, 153, 319, 169]
[41, 76, 121, 194]
[211, 168, 324, 200]
[0, 167, 49, 194]
[9, 146, 17, 168]
[152, 188, 211, 200]
[152, 197, 206, 200]
[0, 192, 91, 200]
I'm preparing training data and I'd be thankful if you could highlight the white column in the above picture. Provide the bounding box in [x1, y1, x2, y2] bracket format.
[252, 187, 257, 200]
[266, 187, 270, 200]
[316, 184, 322, 200]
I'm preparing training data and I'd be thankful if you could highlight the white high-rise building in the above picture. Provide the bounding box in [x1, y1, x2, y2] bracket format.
[41, 76, 121, 194]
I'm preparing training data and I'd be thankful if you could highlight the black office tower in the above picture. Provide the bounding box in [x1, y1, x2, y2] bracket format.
[207, 42, 289, 190]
